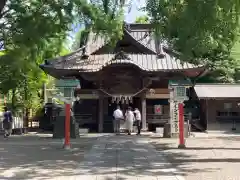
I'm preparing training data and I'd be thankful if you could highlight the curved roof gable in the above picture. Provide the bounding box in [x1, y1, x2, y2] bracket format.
[40, 23, 206, 77]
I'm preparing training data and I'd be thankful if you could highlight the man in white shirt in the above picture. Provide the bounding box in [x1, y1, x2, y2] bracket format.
[134, 108, 142, 135]
[113, 105, 123, 134]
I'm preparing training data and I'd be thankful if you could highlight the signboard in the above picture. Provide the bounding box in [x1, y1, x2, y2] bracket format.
[154, 105, 162, 115]
[168, 80, 190, 134]
[170, 101, 179, 133]
[168, 80, 190, 102]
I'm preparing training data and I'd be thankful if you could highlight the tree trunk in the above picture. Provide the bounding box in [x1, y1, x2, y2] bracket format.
[11, 89, 16, 112]
[24, 108, 29, 128]
[24, 78, 29, 129]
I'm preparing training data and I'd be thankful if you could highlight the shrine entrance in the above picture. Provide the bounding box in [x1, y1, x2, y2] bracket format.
[103, 96, 141, 133]
[107, 97, 141, 116]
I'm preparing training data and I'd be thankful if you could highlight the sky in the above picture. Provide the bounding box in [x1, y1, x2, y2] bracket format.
[124, 0, 146, 23]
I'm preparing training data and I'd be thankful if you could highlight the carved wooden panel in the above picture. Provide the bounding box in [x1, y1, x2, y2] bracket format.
[101, 66, 142, 94]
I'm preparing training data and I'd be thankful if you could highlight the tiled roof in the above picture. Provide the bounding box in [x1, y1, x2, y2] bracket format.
[49, 52, 201, 72]
[43, 23, 204, 73]
[194, 84, 240, 98]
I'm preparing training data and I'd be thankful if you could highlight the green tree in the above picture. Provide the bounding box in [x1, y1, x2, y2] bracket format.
[0, 0, 128, 120]
[135, 15, 149, 23]
[145, 0, 240, 82]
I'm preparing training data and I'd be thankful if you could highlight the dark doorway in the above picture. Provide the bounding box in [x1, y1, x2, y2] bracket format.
[73, 99, 98, 132]
[107, 97, 141, 116]
[103, 97, 141, 133]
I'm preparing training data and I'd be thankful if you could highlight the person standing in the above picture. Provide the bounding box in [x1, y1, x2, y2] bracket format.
[134, 108, 142, 135]
[113, 105, 123, 134]
[3, 107, 13, 138]
[125, 107, 135, 135]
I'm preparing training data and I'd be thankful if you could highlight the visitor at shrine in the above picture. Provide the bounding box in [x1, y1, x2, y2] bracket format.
[134, 108, 142, 135]
[113, 105, 123, 134]
[3, 106, 13, 138]
[125, 106, 135, 135]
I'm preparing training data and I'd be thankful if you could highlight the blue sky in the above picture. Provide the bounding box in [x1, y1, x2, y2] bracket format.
[124, 0, 146, 23]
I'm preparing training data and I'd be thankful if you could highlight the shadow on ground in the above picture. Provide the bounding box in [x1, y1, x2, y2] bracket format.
[2, 134, 237, 180]
[150, 136, 240, 179]
[0, 135, 98, 179]
[61, 135, 219, 179]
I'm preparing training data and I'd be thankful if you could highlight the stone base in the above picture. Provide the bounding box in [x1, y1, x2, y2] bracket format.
[163, 122, 190, 138]
[171, 133, 179, 138]
[141, 128, 148, 132]
[63, 144, 71, 150]
[232, 127, 237, 131]
[178, 144, 186, 149]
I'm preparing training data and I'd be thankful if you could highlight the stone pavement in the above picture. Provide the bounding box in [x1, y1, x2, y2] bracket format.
[0, 133, 185, 180]
[0, 134, 98, 180]
[70, 135, 184, 180]
[150, 135, 240, 180]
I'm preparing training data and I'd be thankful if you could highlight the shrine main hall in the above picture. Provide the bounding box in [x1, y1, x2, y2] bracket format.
[40, 23, 207, 133]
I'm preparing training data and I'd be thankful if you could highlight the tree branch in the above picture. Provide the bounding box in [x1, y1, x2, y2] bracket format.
[0, 9, 10, 19]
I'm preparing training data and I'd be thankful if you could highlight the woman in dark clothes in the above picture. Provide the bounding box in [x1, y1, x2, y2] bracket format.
[3, 107, 13, 138]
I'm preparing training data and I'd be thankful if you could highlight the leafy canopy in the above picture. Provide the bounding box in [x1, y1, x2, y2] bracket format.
[144, 0, 240, 82]
[135, 15, 149, 24]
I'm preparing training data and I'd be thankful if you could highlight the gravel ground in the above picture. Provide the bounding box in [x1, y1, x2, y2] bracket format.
[0, 134, 97, 180]
[150, 135, 240, 180]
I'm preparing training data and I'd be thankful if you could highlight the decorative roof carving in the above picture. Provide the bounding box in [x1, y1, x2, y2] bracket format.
[112, 51, 131, 61]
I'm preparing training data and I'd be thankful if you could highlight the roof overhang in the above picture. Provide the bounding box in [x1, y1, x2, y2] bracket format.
[194, 84, 240, 99]
[40, 64, 79, 79]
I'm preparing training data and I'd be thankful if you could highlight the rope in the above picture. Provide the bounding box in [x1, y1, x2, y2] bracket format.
[98, 87, 147, 97]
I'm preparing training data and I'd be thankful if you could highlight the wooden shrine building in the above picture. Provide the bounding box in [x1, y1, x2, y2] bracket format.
[40, 23, 207, 132]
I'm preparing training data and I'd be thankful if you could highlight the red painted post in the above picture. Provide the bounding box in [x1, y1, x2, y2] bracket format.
[64, 103, 71, 149]
[178, 103, 186, 148]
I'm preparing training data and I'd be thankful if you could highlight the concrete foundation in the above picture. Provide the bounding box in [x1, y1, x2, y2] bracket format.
[163, 122, 190, 138]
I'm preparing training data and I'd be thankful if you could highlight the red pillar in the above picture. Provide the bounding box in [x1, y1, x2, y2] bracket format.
[64, 103, 71, 149]
[178, 103, 186, 148]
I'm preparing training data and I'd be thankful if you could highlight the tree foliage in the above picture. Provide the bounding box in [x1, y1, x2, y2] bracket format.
[0, 0, 127, 114]
[135, 15, 149, 23]
[73, 0, 126, 45]
[145, 0, 240, 82]
[0, 0, 73, 113]
[1, 0, 240, 116]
